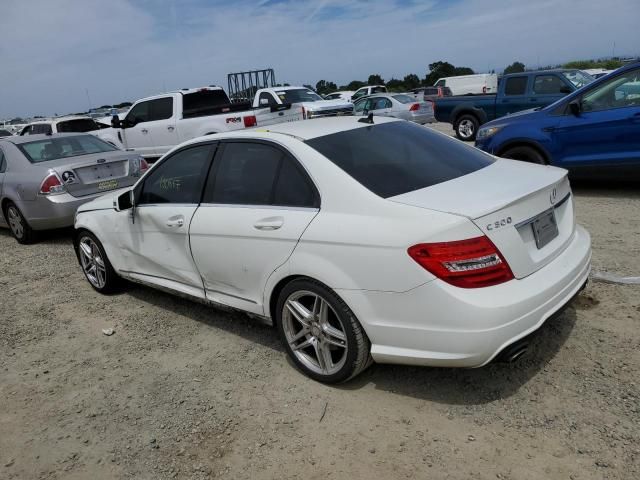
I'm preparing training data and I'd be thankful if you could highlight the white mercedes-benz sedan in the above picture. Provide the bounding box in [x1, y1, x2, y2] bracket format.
[74, 117, 591, 383]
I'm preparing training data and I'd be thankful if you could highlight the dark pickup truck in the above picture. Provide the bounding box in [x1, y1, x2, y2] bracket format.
[434, 69, 594, 141]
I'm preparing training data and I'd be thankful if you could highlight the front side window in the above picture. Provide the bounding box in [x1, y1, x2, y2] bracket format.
[0, 149, 6, 173]
[127, 101, 150, 124]
[504, 76, 527, 96]
[582, 68, 640, 112]
[306, 121, 493, 198]
[533, 75, 567, 95]
[17, 135, 117, 163]
[139, 145, 213, 205]
[562, 70, 594, 88]
[354, 99, 367, 113]
[203, 142, 317, 207]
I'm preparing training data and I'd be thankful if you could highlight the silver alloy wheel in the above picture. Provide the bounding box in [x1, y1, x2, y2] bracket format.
[79, 236, 107, 289]
[282, 290, 348, 376]
[458, 119, 475, 139]
[7, 206, 24, 239]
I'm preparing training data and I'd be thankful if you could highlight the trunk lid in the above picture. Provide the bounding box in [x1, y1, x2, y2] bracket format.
[49, 151, 140, 197]
[389, 159, 575, 278]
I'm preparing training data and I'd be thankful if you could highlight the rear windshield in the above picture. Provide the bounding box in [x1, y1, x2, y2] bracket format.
[57, 119, 100, 133]
[183, 89, 231, 117]
[392, 94, 416, 104]
[306, 121, 493, 198]
[17, 135, 117, 163]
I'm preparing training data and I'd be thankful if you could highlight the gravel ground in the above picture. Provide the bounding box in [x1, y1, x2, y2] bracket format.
[1, 132, 639, 479]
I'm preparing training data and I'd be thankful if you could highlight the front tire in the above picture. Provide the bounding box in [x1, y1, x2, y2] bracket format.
[4, 202, 36, 244]
[501, 146, 547, 165]
[75, 231, 121, 294]
[276, 279, 372, 383]
[454, 114, 480, 141]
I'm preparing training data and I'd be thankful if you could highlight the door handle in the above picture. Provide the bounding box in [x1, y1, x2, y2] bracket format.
[141, 128, 149, 134]
[167, 126, 175, 131]
[254, 217, 284, 231]
[166, 216, 185, 228]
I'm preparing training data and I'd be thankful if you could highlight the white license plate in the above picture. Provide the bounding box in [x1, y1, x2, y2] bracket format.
[531, 209, 558, 249]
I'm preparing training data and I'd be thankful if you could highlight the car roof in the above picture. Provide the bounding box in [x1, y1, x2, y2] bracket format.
[0, 132, 94, 145]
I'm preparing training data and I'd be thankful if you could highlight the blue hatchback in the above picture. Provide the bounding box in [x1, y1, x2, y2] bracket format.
[475, 62, 640, 179]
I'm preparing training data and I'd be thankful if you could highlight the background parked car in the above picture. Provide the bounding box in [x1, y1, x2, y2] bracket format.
[433, 73, 498, 95]
[353, 94, 434, 124]
[0, 133, 148, 244]
[475, 62, 640, 180]
[435, 69, 594, 141]
[19, 116, 110, 136]
[410, 86, 452, 101]
[350, 85, 387, 102]
[324, 91, 355, 101]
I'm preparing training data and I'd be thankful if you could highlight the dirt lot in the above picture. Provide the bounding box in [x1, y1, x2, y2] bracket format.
[1, 147, 639, 479]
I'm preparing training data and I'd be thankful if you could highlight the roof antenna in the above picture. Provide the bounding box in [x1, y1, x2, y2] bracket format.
[358, 113, 374, 124]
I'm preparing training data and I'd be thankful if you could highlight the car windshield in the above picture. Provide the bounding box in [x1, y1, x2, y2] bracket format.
[306, 121, 494, 198]
[275, 89, 324, 103]
[17, 135, 117, 163]
[562, 70, 594, 88]
[57, 118, 101, 133]
[392, 94, 416, 104]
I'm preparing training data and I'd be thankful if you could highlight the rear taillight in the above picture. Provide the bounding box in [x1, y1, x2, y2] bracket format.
[39, 173, 65, 195]
[243, 115, 257, 128]
[140, 158, 149, 173]
[409, 103, 420, 112]
[408, 236, 514, 288]
[302, 106, 307, 120]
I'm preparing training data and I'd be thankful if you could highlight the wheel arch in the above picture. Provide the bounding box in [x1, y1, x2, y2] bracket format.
[452, 106, 486, 126]
[496, 139, 551, 164]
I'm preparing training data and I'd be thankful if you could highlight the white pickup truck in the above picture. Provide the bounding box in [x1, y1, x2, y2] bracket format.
[252, 86, 353, 119]
[100, 86, 303, 158]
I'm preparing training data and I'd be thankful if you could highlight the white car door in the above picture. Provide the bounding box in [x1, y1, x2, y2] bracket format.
[189, 141, 320, 314]
[115, 143, 216, 298]
[121, 100, 156, 157]
[142, 97, 180, 157]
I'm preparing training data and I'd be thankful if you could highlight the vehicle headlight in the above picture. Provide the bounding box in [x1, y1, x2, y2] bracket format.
[477, 126, 502, 140]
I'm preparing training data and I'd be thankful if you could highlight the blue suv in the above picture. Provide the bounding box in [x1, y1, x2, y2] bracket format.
[475, 62, 640, 179]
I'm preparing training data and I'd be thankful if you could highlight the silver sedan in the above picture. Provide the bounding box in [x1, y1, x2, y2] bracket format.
[0, 133, 148, 244]
[354, 94, 435, 124]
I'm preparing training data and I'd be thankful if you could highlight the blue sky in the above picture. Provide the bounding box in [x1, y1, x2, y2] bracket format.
[0, 0, 638, 117]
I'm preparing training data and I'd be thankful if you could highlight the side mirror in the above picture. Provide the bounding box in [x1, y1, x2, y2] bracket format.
[560, 86, 572, 94]
[115, 190, 133, 211]
[259, 98, 269, 106]
[111, 115, 121, 128]
[568, 99, 582, 116]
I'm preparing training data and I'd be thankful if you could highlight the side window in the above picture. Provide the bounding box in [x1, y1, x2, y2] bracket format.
[0, 150, 6, 173]
[138, 145, 212, 205]
[203, 142, 318, 208]
[273, 157, 317, 208]
[204, 143, 281, 205]
[504, 76, 528, 95]
[434, 79, 445, 87]
[149, 97, 173, 121]
[259, 92, 276, 106]
[582, 68, 640, 113]
[533, 75, 566, 95]
[354, 100, 367, 113]
[20, 126, 32, 135]
[352, 89, 365, 101]
[127, 101, 151, 124]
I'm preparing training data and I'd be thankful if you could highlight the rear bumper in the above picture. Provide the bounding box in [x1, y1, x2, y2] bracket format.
[21, 189, 124, 230]
[337, 224, 591, 367]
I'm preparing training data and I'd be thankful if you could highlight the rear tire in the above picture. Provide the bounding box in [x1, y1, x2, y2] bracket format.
[276, 279, 372, 383]
[75, 230, 121, 294]
[501, 146, 547, 165]
[454, 114, 480, 141]
[4, 202, 36, 244]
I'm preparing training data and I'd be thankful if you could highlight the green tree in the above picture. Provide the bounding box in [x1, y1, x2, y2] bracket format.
[403, 73, 421, 90]
[385, 78, 405, 91]
[315, 80, 337, 95]
[454, 67, 475, 75]
[424, 61, 456, 86]
[563, 59, 624, 70]
[367, 74, 384, 85]
[345, 80, 367, 90]
[504, 61, 525, 74]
